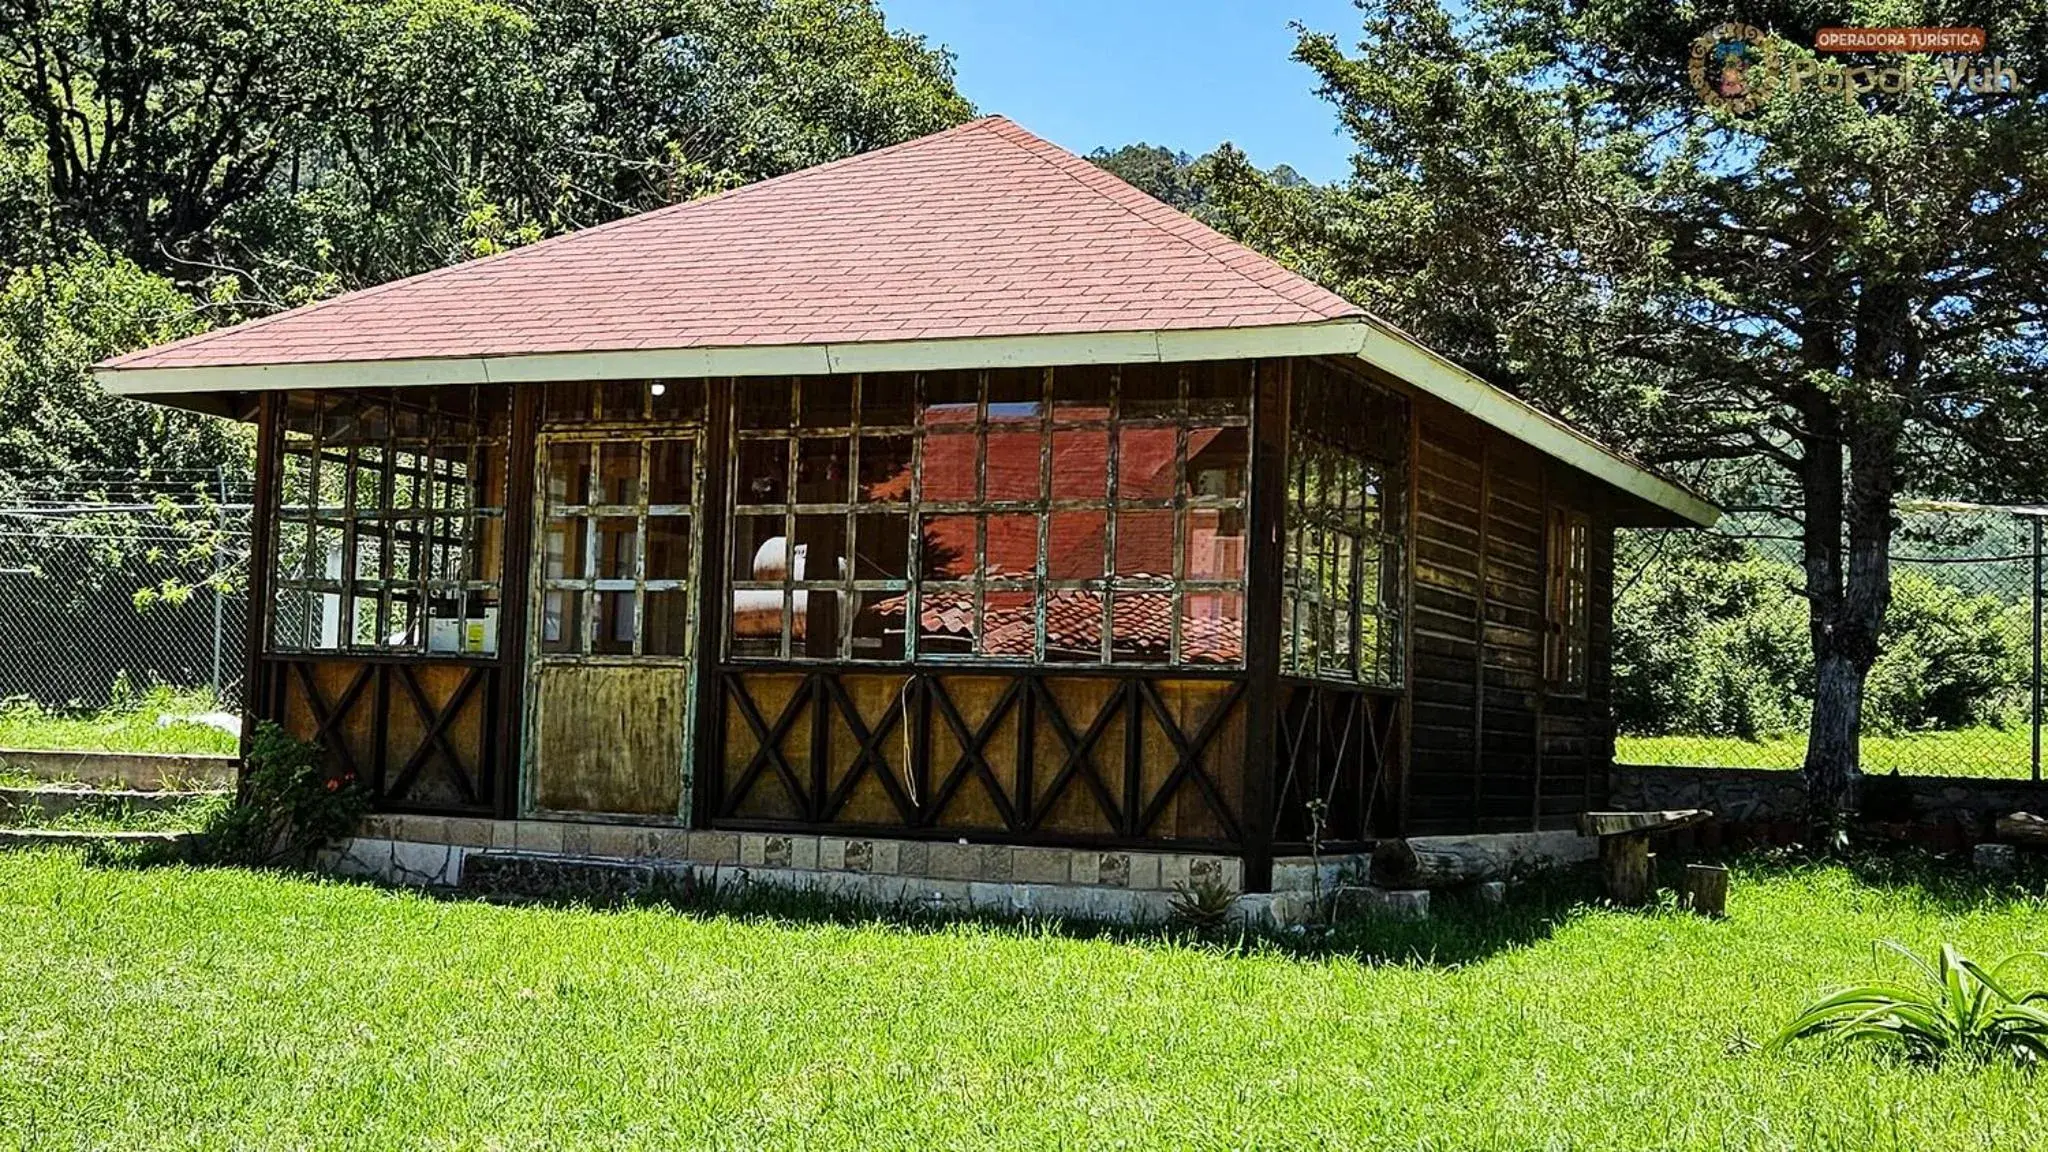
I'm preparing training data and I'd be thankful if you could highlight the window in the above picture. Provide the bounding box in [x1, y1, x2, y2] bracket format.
[1545, 506, 1592, 694]
[269, 386, 509, 655]
[536, 381, 706, 659]
[727, 364, 1251, 665]
[1281, 361, 1407, 685]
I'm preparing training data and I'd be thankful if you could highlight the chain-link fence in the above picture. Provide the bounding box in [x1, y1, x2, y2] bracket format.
[1617, 501, 2046, 779]
[0, 470, 253, 713]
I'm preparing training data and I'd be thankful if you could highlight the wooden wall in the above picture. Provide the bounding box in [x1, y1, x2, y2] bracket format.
[1404, 393, 1616, 835]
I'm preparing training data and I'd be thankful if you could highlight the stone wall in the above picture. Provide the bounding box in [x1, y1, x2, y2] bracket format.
[1610, 764, 2048, 846]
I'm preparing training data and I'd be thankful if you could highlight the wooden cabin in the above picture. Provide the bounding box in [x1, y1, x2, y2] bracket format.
[97, 117, 1715, 892]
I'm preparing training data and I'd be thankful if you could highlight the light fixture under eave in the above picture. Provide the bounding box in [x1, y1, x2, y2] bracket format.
[650, 383, 667, 397]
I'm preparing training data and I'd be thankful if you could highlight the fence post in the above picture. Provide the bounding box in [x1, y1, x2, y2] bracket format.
[2033, 514, 2042, 784]
[212, 465, 227, 705]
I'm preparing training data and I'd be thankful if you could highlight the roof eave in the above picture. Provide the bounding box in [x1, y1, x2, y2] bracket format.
[95, 316, 1718, 528]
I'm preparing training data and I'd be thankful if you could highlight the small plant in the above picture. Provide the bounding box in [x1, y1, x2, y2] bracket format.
[196, 723, 366, 866]
[1167, 876, 1238, 934]
[1772, 940, 2048, 1065]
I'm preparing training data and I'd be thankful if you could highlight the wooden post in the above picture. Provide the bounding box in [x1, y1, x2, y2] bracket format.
[1239, 358, 1291, 893]
[1682, 863, 1729, 917]
[238, 392, 279, 789]
[1600, 833, 1654, 906]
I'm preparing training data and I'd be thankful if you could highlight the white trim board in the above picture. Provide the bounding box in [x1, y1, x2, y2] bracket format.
[95, 318, 1717, 526]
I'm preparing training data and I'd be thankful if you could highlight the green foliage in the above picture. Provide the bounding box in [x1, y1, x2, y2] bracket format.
[1616, 543, 2028, 739]
[1166, 876, 1238, 934]
[196, 722, 365, 866]
[0, 686, 238, 757]
[1774, 941, 2048, 1066]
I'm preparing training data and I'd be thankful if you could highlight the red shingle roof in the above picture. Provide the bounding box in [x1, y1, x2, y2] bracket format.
[107, 117, 1362, 372]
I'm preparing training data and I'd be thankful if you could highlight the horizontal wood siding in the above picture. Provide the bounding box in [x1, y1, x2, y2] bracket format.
[1405, 396, 1616, 835]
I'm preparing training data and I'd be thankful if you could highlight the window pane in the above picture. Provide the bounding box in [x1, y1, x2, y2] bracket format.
[854, 513, 910, 581]
[984, 512, 1037, 580]
[596, 591, 636, 655]
[649, 439, 693, 505]
[1119, 364, 1178, 417]
[1107, 590, 1171, 663]
[736, 383, 789, 430]
[793, 514, 845, 583]
[1051, 365, 1113, 423]
[795, 438, 850, 504]
[730, 587, 786, 656]
[547, 442, 592, 506]
[1185, 362, 1249, 417]
[735, 440, 789, 505]
[1180, 590, 1244, 665]
[850, 592, 906, 661]
[643, 590, 691, 657]
[1186, 426, 1247, 499]
[1114, 508, 1174, 578]
[1046, 510, 1106, 580]
[732, 515, 788, 582]
[800, 376, 854, 429]
[1050, 429, 1109, 500]
[596, 517, 638, 581]
[797, 587, 841, 658]
[920, 515, 977, 580]
[648, 380, 702, 423]
[920, 430, 976, 501]
[600, 380, 645, 422]
[1185, 508, 1245, 582]
[857, 435, 914, 502]
[985, 368, 1043, 423]
[916, 586, 974, 654]
[921, 369, 979, 418]
[861, 374, 918, 428]
[545, 382, 595, 424]
[597, 442, 640, 505]
[646, 517, 692, 582]
[1116, 427, 1177, 499]
[979, 589, 1035, 658]
[1043, 589, 1103, 663]
[983, 425, 1042, 501]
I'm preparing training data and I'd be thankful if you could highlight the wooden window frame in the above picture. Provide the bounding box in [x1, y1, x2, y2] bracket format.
[268, 386, 509, 657]
[1544, 504, 1592, 695]
[723, 365, 1253, 667]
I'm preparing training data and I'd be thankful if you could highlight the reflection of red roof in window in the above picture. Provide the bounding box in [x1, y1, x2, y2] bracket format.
[871, 587, 1242, 664]
[106, 117, 1361, 371]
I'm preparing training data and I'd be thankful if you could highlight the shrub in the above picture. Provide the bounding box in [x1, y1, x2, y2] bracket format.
[1772, 941, 2048, 1065]
[196, 722, 367, 866]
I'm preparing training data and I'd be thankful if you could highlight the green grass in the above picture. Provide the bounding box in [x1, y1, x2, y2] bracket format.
[0, 793, 228, 833]
[0, 688, 237, 757]
[3, 851, 2047, 1150]
[1618, 725, 2044, 779]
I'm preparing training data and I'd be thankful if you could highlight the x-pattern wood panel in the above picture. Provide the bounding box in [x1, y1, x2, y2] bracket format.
[263, 657, 499, 814]
[718, 670, 1246, 846]
[1272, 683, 1401, 848]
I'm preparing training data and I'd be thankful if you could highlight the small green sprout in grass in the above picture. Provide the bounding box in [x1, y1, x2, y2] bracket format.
[1773, 940, 2048, 1066]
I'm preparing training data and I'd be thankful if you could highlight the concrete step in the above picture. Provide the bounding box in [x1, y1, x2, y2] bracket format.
[0, 828, 195, 856]
[0, 785, 227, 824]
[0, 749, 236, 792]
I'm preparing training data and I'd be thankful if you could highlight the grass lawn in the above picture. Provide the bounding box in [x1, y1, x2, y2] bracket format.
[3, 852, 2046, 1150]
[0, 688, 237, 757]
[1618, 725, 2044, 779]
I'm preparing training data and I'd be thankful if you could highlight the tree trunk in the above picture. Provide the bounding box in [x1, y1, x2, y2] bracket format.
[1804, 652, 1864, 818]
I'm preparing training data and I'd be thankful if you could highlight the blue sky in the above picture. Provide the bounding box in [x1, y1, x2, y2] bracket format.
[882, 1, 1365, 183]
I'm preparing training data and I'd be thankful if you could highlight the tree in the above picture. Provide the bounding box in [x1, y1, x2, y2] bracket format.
[1206, 2, 2048, 819]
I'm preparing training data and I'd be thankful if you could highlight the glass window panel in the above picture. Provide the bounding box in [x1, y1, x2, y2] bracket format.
[1185, 362, 1249, 417]
[850, 593, 907, 661]
[919, 430, 976, 501]
[1050, 429, 1109, 500]
[858, 435, 914, 502]
[916, 585, 974, 654]
[1118, 364, 1178, 417]
[646, 517, 692, 582]
[600, 380, 645, 422]
[921, 369, 979, 417]
[273, 521, 309, 583]
[985, 368, 1043, 423]
[792, 514, 846, 583]
[546, 382, 595, 424]
[920, 515, 978, 580]
[1043, 589, 1103, 663]
[983, 425, 1041, 501]
[729, 587, 786, 656]
[797, 587, 842, 659]
[648, 380, 702, 423]
[1116, 427, 1177, 500]
[355, 530, 385, 584]
[643, 590, 691, 657]
[649, 440, 693, 506]
[597, 442, 640, 505]
[547, 442, 592, 506]
[1185, 508, 1245, 582]
[795, 439, 850, 504]
[1107, 589, 1171, 663]
[853, 513, 910, 581]
[281, 450, 313, 511]
[1051, 365, 1113, 424]
[861, 374, 917, 428]
[735, 439, 789, 505]
[800, 377, 854, 429]
[732, 515, 788, 582]
[596, 591, 636, 655]
[596, 517, 638, 581]
[1114, 508, 1174, 579]
[736, 382, 790, 429]
[1180, 590, 1244, 665]
[983, 512, 1037, 580]
[387, 519, 423, 581]
[1046, 511, 1106, 580]
[351, 595, 381, 646]
[1186, 426, 1247, 499]
[979, 589, 1035, 659]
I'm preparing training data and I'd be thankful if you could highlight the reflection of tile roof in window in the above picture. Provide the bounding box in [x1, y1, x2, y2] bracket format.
[869, 587, 1242, 663]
